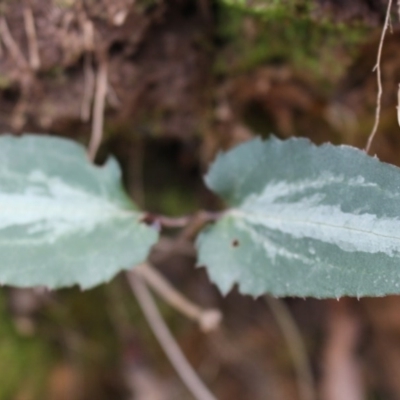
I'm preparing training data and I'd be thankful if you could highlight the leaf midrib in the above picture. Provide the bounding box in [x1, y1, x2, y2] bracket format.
[230, 208, 400, 242]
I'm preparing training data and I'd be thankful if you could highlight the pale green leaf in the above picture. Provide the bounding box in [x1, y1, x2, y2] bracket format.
[197, 136, 400, 298]
[0, 134, 157, 289]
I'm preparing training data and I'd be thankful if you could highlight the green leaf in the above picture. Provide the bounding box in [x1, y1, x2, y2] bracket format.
[197, 136, 400, 298]
[0, 134, 157, 289]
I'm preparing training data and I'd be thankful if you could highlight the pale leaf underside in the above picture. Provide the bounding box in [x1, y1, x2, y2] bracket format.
[197, 137, 400, 298]
[0, 134, 157, 289]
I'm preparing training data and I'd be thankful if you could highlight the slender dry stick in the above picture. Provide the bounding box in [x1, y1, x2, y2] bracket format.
[397, 4, 400, 130]
[178, 211, 222, 241]
[81, 53, 95, 122]
[265, 296, 316, 400]
[365, 0, 393, 154]
[141, 211, 222, 232]
[320, 300, 364, 400]
[135, 263, 222, 332]
[0, 17, 28, 69]
[107, 82, 121, 108]
[396, 84, 400, 128]
[127, 272, 218, 400]
[80, 18, 95, 122]
[23, 7, 40, 70]
[88, 60, 108, 161]
[82, 18, 94, 52]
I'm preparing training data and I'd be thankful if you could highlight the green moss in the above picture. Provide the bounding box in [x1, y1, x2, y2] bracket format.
[136, 0, 162, 12]
[163, 186, 199, 215]
[216, 0, 368, 86]
[0, 291, 53, 400]
[54, 0, 76, 8]
[45, 66, 64, 80]
[0, 75, 11, 90]
[48, 286, 122, 367]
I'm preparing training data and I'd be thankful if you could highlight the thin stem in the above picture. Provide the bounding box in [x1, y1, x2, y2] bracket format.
[127, 272, 218, 400]
[80, 19, 95, 122]
[23, 7, 40, 70]
[156, 215, 192, 228]
[0, 17, 28, 69]
[81, 52, 95, 122]
[365, 0, 393, 154]
[265, 296, 316, 400]
[142, 211, 222, 231]
[178, 211, 221, 241]
[396, 84, 400, 128]
[135, 263, 222, 332]
[88, 60, 108, 161]
[397, 0, 400, 20]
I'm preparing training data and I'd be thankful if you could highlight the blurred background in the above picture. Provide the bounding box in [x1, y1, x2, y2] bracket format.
[0, 0, 399, 399]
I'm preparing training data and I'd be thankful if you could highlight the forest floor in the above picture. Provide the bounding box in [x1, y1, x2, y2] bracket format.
[1, 0, 400, 399]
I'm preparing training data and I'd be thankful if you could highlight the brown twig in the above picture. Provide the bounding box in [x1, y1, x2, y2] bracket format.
[266, 296, 316, 400]
[127, 272, 218, 400]
[365, 0, 393, 154]
[82, 18, 94, 52]
[81, 53, 95, 122]
[11, 97, 28, 131]
[179, 211, 221, 241]
[80, 18, 95, 122]
[397, 0, 400, 20]
[320, 300, 364, 400]
[135, 263, 222, 332]
[149, 238, 196, 269]
[88, 60, 108, 161]
[23, 7, 40, 70]
[0, 17, 29, 69]
[396, 84, 400, 129]
[107, 82, 121, 109]
[141, 211, 222, 232]
[152, 214, 192, 229]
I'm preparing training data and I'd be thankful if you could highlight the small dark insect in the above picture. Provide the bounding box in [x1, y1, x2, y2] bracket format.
[232, 239, 239, 247]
